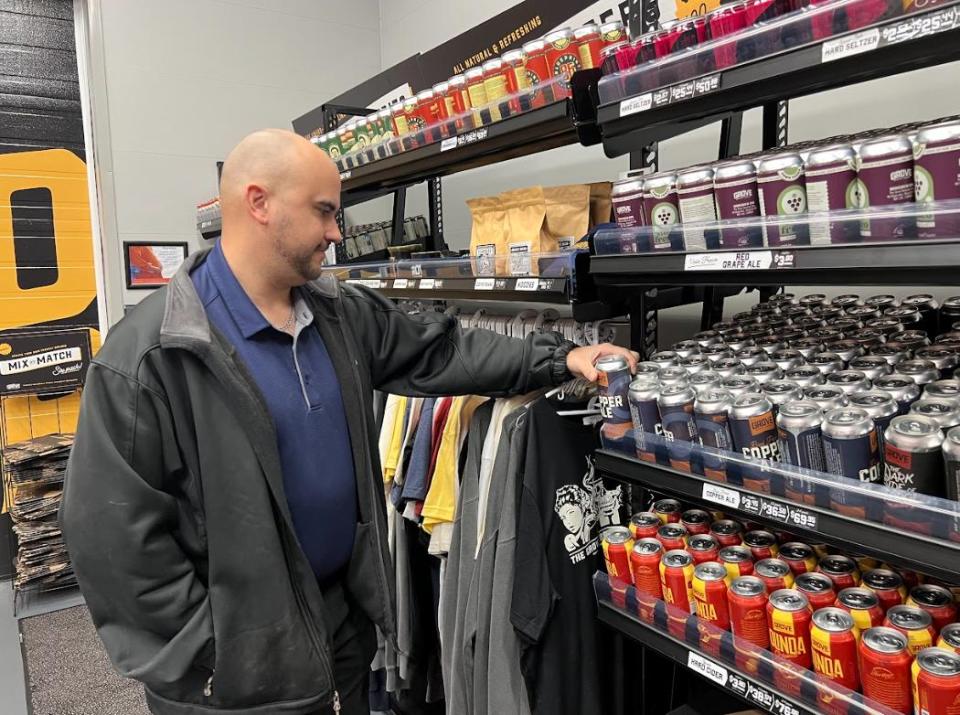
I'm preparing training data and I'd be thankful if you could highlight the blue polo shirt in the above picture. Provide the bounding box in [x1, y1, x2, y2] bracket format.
[191, 242, 356, 583]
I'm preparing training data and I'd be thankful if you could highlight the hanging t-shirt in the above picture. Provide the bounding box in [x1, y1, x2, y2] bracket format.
[510, 397, 622, 715]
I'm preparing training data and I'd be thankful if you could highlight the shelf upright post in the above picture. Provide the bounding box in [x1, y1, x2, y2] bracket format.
[759, 100, 790, 302]
[391, 187, 407, 246]
[427, 176, 447, 252]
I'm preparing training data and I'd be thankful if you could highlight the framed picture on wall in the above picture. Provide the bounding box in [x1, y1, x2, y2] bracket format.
[124, 242, 189, 289]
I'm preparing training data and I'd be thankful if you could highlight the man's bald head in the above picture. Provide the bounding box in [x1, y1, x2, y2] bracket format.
[217, 128, 343, 285]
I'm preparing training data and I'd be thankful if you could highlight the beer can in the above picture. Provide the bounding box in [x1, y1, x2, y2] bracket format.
[941, 296, 960, 334]
[885, 305, 924, 330]
[860, 627, 913, 714]
[729, 575, 770, 646]
[907, 585, 957, 636]
[833, 294, 863, 310]
[730, 393, 782, 493]
[756, 335, 787, 356]
[796, 571, 837, 611]
[722, 374, 762, 398]
[653, 498, 682, 524]
[925, 379, 960, 406]
[693, 329, 722, 347]
[690, 370, 722, 395]
[806, 144, 861, 244]
[767, 589, 813, 669]
[826, 369, 872, 395]
[743, 530, 779, 560]
[611, 175, 646, 230]
[745, 362, 787, 387]
[871, 345, 910, 369]
[763, 379, 804, 411]
[710, 519, 744, 547]
[693, 561, 732, 631]
[827, 339, 867, 366]
[660, 549, 696, 614]
[903, 294, 940, 336]
[629, 511, 662, 540]
[679, 355, 712, 375]
[780, 542, 818, 575]
[803, 385, 848, 413]
[755, 558, 795, 592]
[849, 356, 893, 382]
[867, 294, 899, 310]
[913, 648, 960, 715]
[885, 605, 937, 654]
[777, 400, 826, 505]
[574, 22, 603, 70]
[681, 508, 713, 535]
[770, 350, 804, 373]
[830, 316, 865, 337]
[642, 172, 681, 248]
[544, 28, 581, 82]
[862, 568, 907, 612]
[602, 526, 635, 582]
[677, 166, 718, 249]
[818, 554, 861, 590]
[945, 426, 960, 506]
[672, 339, 702, 359]
[630, 538, 665, 599]
[657, 522, 689, 551]
[938, 623, 960, 654]
[733, 346, 766, 368]
[658, 366, 691, 388]
[695, 388, 735, 482]
[689, 533, 722, 565]
[794, 320, 825, 341]
[837, 587, 886, 630]
[701, 344, 735, 364]
[629, 376, 665, 465]
[800, 293, 829, 309]
[725, 335, 754, 353]
[849, 389, 899, 456]
[910, 397, 960, 431]
[785, 365, 826, 387]
[658, 383, 699, 472]
[651, 350, 680, 368]
[719, 545, 755, 580]
[598, 354, 634, 446]
[822, 407, 882, 518]
[847, 304, 883, 322]
[807, 351, 844, 375]
[713, 358, 745, 380]
[892, 330, 933, 353]
[875, 374, 922, 414]
[883, 414, 945, 498]
[636, 361, 662, 378]
[811, 607, 861, 692]
[713, 159, 763, 248]
[857, 134, 916, 241]
[758, 153, 809, 246]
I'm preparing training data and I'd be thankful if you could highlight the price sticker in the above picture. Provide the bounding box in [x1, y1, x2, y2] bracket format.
[419, 278, 435, 289]
[392, 278, 409, 289]
[685, 251, 773, 271]
[474, 278, 495, 290]
[702, 483, 741, 510]
[687, 652, 728, 686]
[440, 137, 458, 152]
[515, 278, 538, 291]
[620, 93, 653, 117]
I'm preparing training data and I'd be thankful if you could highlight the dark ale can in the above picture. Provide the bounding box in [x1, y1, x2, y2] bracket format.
[912, 648, 960, 715]
[875, 374, 922, 414]
[601, 526, 635, 583]
[822, 407, 881, 518]
[944, 426, 960, 503]
[916, 347, 960, 380]
[906, 584, 957, 637]
[849, 356, 893, 382]
[885, 305, 923, 330]
[885, 605, 937, 654]
[836, 587, 885, 630]
[755, 558, 794, 592]
[796, 571, 837, 611]
[777, 400, 826, 505]
[629, 376, 665, 465]
[630, 538, 664, 600]
[657, 522, 689, 551]
[902, 293, 940, 337]
[681, 508, 712, 535]
[826, 369, 871, 395]
[653, 498, 682, 524]
[883, 414, 945, 499]
[924, 379, 960, 406]
[810, 607, 861, 693]
[780, 542, 817, 575]
[743, 529, 779, 560]
[941, 296, 960, 335]
[849, 389, 899, 456]
[817, 554, 861, 590]
[658, 383, 699, 472]
[860, 627, 913, 714]
[804, 385, 849, 412]
[862, 568, 907, 612]
[710, 519, 744, 547]
[695, 388, 735, 483]
[629, 511, 661, 540]
[688, 533, 721, 564]
[730, 393, 781, 493]
[785, 365, 826, 387]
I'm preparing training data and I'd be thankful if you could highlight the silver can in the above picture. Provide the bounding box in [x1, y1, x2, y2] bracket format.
[672, 340, 701, 359]
[894, 359, 940, 386]
[679, 354, 712, 375]
[848, 355, 893, 382]
[713, 358, 745, 379]
[871, 344, 909, 367]
[721, 375, 761, 398]
[915, 346, 960, 378]
[636, 361, 662, 378]
[735, 346, 768, 367]
[744, 362, 784, 385]
[910, 398, 960, 431]
[826, 369, 872, 396]
[659, 366, 691, 388]
[792, 337, 826, 361]
[807, 352, 844, 375]
[771, 349, 804, 372]
[763, 380, 804, 408]
[874, 374, 922, 414]
[651, 350, 680, 368]
[785, 365, 826, 388]
[689, 370, 722, 394]
[756, 336, 787, 355]
[701, 343, 735, 364]
[924, 379, 960, 406]
[803, 385, 849, 412]
[828, 339, 866, 365]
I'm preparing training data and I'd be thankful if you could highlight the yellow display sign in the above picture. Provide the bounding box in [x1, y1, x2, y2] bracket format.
[675, 0, 722, 18]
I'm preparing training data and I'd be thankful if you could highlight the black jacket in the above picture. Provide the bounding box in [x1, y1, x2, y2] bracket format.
[60, 249, 574, 714]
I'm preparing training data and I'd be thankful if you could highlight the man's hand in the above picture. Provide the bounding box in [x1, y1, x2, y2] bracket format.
[566, 344, 641, 383]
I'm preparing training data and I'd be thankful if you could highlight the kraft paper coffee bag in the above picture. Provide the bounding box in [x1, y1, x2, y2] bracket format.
[589, 181, 613, 228]
[467, 195, 507, 275]
[500, 186, 547, 276]
[544, 184, 591, 252]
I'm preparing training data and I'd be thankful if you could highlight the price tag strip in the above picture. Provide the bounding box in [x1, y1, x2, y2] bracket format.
[823, 4, 960, 63]
[702, 482, 818, 531]
[686, 652, 802, 715]
[392, 278, 409, 289]
[619, 74, 721, 118]
[683, 250, 796, 272]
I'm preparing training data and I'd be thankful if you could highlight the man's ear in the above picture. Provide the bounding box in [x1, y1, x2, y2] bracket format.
[246, 183, 270, 226]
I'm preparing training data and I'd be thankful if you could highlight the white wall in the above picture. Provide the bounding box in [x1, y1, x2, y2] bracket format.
[91, 0, 381, 310]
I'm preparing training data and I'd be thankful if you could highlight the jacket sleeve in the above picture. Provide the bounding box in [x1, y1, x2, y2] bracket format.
[341, 284, 576, 397]
[60, 361, 213, 690]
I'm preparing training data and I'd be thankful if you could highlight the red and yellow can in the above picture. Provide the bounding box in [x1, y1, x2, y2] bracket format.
[862, 568, 907, 613]
[693, 561, 731, 656]
[818, 554, 861, 590]
[912, 648, 960, 715]
[719, 545, 754, 580]
[680, 508, 712, 535]
[860, 627, 913, 714]
[728, 576, 769, 649]
[795, 572, 837, 612]
[779, 542, 817, 575]
[688, 534, 721, 565]
[501, 49, 528, 94]
[660, 549, 695, 613]
[768, 589, 813, 696]
[884, 605, 938, 655]
[601, 526, 634, 584]
[653, 498, 682, 524]
[937, 623, 960, 654]
[755, 558, 795, 593]
[600, 19, 627, 47]
[544, 28, 581, 82]
[629, 511, 661, 540]
[657, 523, 688, 551]
[836, 587, 886, 631]
[743, 530, 779, 560]
[629, 538, 663, 599]
[907, 584, 958, 636]
[710, 518, 743, 546]
[810, 607, 861, 693]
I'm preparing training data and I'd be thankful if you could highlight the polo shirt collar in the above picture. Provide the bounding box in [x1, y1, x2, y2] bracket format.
[207, 240, 273, 339]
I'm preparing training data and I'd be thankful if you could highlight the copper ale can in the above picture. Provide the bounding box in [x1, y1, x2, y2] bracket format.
[601, 526, 634, 583]
[767, 589, 813, 669]
[630, 538, 664, 600]
[913, 648, 960, 715]
[743, 530, 779, 560]
[860, 627, 913, 713]
[779, 542, 817, 575]
[755, 558, 795, 592]
[885, 605, 938, 655]
[657, 523, 689, 551]
[688, 534, 721, 565]
[719, 545, 755, 580]
[837, 587, 886, 631]
[795, 571, 837, 611]
[629, 511, 661, 540]
[811, 607, 861, 693]
[938, 623, 960, 654]
[729, 576, 770, 649]
[681, 508, 712, 535]
[660, 549, 696, 613]
[861, 569, 907, 612]
[653, 498, 682, 524]
[907, 584, 958, 636]
[817, 554, 861, 590]
[710, 519, 744, 546]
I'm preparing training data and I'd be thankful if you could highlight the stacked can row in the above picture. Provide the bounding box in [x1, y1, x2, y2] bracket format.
[600, 502, 960, 714]
[315, 21, 628, 170]
[608, 115, 960, 250]
[597, 291, 960, 536]
[597, 0, 938, 102]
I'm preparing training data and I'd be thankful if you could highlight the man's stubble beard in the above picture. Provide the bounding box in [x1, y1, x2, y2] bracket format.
[273, 215, 324, 283]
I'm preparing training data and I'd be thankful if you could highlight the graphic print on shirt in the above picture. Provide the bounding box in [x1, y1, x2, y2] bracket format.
[582, 456, 623, 530]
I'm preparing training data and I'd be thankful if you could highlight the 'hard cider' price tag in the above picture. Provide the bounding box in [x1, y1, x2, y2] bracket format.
[419, 278, 435, 289]
[685, 251, 773, 271]
[702, 483, 741, 510]
[474, 278, 495, 290]
[515, 278, 538, 291]
[687, 652, 728, 687]
[392, 278, 409, 289]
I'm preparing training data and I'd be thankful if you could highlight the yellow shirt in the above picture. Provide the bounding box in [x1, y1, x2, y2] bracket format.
[382, 395, 408, 484]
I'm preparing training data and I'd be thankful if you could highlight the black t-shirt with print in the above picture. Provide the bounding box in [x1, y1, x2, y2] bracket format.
[510, 398, 621, 715]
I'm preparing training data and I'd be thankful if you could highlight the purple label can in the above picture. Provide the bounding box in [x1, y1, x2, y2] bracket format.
[758, 153, 809, 246]
[714, 159, 763, 248]
[611, 175, 646, 229]
[805, 144, 861, 244]
[677, 166, 718, 250]
[642, 172, 681, 251]
[914, 120, 960, 239]
[857, 134, 916, 241]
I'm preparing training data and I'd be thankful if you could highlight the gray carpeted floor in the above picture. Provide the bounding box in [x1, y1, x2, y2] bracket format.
[21, 605, 149, 715]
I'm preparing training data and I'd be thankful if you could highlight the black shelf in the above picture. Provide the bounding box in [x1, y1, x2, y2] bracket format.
[340, 100, 578, 207]
[597, 3, 960, 155]
[590, 239, 960, 287]
[598, 601, 818, 715]
[595, 449, 960, 582]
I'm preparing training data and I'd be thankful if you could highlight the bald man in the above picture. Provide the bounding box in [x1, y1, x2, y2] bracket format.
[61, 129, 637, 715]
